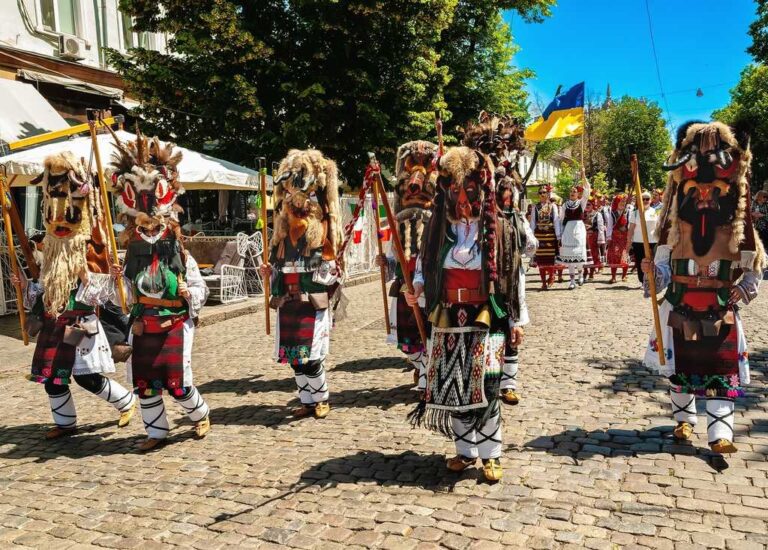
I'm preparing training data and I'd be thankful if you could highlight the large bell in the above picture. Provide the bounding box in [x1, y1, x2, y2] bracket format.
[428, 304, 451, 329]
[474, 305, 491, 328]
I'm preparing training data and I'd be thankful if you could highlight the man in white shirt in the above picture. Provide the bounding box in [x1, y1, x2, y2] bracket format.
[626, 191, 658, 283]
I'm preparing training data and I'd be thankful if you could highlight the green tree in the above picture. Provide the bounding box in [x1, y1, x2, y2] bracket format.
[748, 0, 768, 63]
[597, 97, 670, 192]
[713, 64, 768, 187]
[108, 0, 554, 181]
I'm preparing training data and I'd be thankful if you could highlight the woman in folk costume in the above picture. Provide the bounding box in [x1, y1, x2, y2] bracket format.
[260, 150, 342, 419]
[557, 175, 591, 289]
[406, 145, 529, 482]
[642, 121, 764, 454]
[461, 113, 537, 406]
[109, 132, 211, 452]
[584, 198, 603, 280]
[16, 153, 136, 439]
[606, 193, 630, 283]
[384, 141, 438, 392]
[530, 185, 561, 290]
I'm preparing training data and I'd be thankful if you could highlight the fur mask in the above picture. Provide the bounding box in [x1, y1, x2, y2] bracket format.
[436, 147, 492, 223]
[31, 153, 96, 315]
[272, 149, 341, 256]
[661, 121, 751, 258]
[107, 129, 184, 233]
[394, 141, 437, 212]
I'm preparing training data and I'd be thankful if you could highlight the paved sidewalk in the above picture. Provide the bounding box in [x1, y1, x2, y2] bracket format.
[0, 273, 767, 549]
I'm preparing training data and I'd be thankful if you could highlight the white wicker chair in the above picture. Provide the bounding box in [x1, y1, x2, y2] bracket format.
[242, 231, 265, 297]
[200, 235, 248, 305]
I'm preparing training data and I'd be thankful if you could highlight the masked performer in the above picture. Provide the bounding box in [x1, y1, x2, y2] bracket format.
[260, 149, 342, 419]
[530, 186, 561, 290]
[461, 113, 536, 406]
[407, 143, 529, 482]
[558, 177, 591, 289]
[18, 152, 136, 439]
[109, 132, 211, 451]
[383, 141, 437, 391]
[642, 121, 764, 454]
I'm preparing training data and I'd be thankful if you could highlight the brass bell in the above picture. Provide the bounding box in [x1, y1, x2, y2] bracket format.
[428, 304, 442, 325]
[474, 305, 491, 328]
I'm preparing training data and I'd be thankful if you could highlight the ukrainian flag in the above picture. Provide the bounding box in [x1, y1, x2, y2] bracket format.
[524, 82, 585, 142]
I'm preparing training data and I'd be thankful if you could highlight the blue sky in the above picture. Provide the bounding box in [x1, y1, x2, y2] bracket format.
[504, 0, 756, 130]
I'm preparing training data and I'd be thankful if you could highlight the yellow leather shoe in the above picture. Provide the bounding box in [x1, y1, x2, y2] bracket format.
[482, 458, 503, 482]
[195, 416, 211, 439]
[138, 438, 164, 452]
[500, 389, 520, 406]
[45, 426, 77, 440]
[314, 402, 330, 419]
[673, 421, 694, 441]
[118, 399, 137, 428]
[446, 455, 476, 472]
[709, 439, 737, 454]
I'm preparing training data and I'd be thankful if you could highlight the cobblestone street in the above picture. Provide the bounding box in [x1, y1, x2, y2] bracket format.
[1, 274, 767, 549]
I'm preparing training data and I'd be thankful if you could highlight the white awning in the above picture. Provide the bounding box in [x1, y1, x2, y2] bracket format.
[17, 69, 123, 99]
[0, 79, 70, 145]
[0, 130, 270, 191]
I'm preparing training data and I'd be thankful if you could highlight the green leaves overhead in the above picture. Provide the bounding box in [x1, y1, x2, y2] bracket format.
[108, 0, 553, 180]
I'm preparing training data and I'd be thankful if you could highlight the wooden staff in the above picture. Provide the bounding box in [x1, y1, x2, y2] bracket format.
[369, 160, 391, 334]
[5, 179, 39, 280]
[0, 167, 28, 345]
[631, 154, 665, 366]
[258, 157, 271, 335]
[369, 153, 428, 345]
[87, 109, 128, 313]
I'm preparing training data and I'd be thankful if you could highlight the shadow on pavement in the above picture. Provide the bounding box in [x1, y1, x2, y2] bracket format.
[197, 375, 297, 396]
[522, 426, 731, 472]
[333, 357, 409, 374]
[589, 357, 670, 398]
[0, 421, 149, 462]
[299, 450, 460, 490]
[211, 384, 417, 428]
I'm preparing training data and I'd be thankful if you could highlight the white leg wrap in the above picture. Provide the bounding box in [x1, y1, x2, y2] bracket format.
[476, 410, 502, 460]
[670, 391, 697, 425]
[140, 396, 170, 439]
[295, 374, 313, 405]
[304, 364, 329, 404]
[48, 390, 77, 428]
[706, 398, 735, 444]
[451, 415, 479, 459]
[568, 265, 577, 279]
[173, 386, 209, 422]
[408, 351, 427, 391]
[95, 378, 135, 413]
[500, 348, 518, 391]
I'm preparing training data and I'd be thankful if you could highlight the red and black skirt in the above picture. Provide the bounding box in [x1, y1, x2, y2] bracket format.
[131, 315, 187, 396]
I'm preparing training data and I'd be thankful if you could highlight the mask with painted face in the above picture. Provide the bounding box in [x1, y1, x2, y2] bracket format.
[394, 140, 437, 211]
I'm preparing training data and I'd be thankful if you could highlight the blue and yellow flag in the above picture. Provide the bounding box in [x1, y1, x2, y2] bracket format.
[524, 82, 585, 142]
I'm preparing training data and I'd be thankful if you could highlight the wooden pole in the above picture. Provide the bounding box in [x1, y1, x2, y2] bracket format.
[435, 110, 444, 156]
[0, 167, 28, 345]
[87, 109, 128, 313]
[369, 163, 391, 334]
[5, 176, 39, 280]
[258, 157, 271, 335]
[631, 154, 665, 366]
[370, 154, 428, 345]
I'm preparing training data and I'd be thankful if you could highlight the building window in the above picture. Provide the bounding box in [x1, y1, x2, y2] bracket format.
[39, 0, 78, 35]
[120, 12, 152, 50]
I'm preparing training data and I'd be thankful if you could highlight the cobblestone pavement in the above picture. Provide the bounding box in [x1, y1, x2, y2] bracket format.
[1, 272, 767, 550]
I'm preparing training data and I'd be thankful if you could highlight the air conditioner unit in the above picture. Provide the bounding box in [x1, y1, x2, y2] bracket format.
[58, 34, 86, 61]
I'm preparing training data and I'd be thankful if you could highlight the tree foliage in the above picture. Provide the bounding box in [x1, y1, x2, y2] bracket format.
[108, 0, 553, 180]
[713, 64, 768, 187]
[597, 97, 671, 192]
[748, 0, 768, 63]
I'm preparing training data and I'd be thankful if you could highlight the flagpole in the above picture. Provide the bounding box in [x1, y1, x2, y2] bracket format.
[369, 158, 391, 335]
[631, 154, 665, 366]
